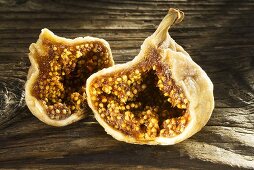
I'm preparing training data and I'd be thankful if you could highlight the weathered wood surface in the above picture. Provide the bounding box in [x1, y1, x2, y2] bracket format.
[0, 0, 253, 169]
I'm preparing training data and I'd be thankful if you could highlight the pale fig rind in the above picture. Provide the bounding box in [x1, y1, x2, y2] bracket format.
[25, 29, 114, 126]
[86, 8, 214, 145]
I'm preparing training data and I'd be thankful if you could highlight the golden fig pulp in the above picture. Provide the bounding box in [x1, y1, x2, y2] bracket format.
[86, 9, 214, 145]
[25, 29, 114, 126]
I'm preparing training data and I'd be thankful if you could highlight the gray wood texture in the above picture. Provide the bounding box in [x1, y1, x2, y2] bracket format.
[0, 0, 253, 169]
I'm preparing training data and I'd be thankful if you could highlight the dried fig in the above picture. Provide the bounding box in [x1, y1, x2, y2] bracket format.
[25, 29, 114, 126]
[86, 8, 214, 145]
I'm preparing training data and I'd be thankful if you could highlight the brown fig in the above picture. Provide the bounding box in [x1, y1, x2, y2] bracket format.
[25, 29, 114, 126]
[86, 8, 214, 145]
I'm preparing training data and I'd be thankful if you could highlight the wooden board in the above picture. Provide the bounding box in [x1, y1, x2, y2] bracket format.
[0, 0, 253, 169]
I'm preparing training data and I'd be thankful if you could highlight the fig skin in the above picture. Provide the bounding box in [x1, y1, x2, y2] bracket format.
[25, 29, 114, 126]
[86, 8, 214, 145]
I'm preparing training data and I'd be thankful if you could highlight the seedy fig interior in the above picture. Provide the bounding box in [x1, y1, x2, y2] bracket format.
[89, 56, 190, 139]
[32, 39, 112, 120]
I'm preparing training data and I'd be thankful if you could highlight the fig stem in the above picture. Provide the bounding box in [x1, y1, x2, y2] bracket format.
[152, 8, 184, 46]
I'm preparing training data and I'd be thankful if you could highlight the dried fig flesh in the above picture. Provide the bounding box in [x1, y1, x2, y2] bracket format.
[25, 29, 114, 126]
[86, 9, 214, 145]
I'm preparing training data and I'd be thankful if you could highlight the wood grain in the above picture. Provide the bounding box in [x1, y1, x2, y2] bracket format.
[0, 0, 253, 169]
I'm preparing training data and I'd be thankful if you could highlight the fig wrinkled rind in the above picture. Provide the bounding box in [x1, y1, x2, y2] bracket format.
[25, 29, 114, 126]
[86, 9, 214, 145]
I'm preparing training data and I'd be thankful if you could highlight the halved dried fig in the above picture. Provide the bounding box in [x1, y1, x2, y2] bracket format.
[25, 29, 114, 126]
[86, 8, 214, 145]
